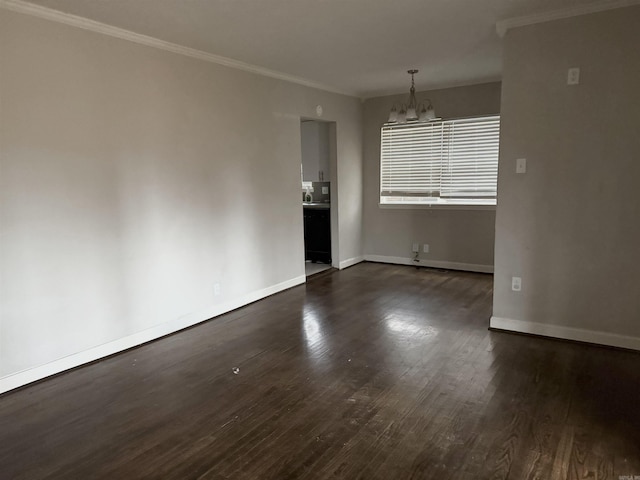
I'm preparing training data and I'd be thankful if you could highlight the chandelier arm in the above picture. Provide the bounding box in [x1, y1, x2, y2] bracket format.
[387, 69, 437, 124]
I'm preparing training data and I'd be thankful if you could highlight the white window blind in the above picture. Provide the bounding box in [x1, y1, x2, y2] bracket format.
[380, 115, 500, 205]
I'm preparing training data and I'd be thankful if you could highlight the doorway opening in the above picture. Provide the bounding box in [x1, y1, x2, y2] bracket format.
[300, 119, 336, 278]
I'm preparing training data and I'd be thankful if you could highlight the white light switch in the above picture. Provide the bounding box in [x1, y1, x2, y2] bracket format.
[567, 67, 580, 85]
[516, 158, 527, 174]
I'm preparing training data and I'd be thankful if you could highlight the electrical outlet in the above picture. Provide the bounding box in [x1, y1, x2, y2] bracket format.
[214, 283, 221, 296]
[322, 186, 329, 194]
[567, 67, 580, 85]
[511, 277, 522, 292]
[412, 243, 420, 253]
[423, 244, 430, 253]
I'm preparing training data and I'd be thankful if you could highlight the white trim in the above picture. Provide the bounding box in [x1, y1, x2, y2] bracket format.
[0, 0, 355, 97]
[364, 255, 494, 274]
[362, 78, 503, 101]
[379, 203, 496, 211]
[490, 316, 640, 351]
[496, 0, 640, 37]
[0, 275, 305, 395]
[338, 255, 364, 270]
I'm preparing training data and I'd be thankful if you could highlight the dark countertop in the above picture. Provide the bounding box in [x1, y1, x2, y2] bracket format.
[303, 203, 330, 210]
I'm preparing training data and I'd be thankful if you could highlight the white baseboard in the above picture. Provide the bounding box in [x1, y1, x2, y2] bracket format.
[364, 255, 494, 274]
[490, 316, 640, 351]
[0, 275, 306, 395]
[338, 255, 364, 270]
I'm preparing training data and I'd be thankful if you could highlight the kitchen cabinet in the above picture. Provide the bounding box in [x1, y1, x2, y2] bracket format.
[301, 121, 330, 182]
[303, 206, 331, 264]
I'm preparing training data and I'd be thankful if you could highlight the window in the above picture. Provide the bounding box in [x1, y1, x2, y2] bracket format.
[380, 115, 500, 206]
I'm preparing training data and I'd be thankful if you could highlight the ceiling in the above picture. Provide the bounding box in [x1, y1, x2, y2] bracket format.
[21, 0, 623, 97]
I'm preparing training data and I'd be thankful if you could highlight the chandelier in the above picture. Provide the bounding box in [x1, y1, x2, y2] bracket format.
[388, 69, 437, 124]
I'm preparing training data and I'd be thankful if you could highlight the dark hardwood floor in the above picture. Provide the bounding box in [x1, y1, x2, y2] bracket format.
[1, 262, 639, 479]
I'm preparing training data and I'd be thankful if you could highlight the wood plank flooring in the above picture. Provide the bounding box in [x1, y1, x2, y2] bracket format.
[1, 262, 639, 479]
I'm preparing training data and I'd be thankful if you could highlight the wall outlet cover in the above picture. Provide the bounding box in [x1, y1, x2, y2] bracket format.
[567, 67, 580, 85]
[511, 277, 522, 292]
[412, 243, 420, 253]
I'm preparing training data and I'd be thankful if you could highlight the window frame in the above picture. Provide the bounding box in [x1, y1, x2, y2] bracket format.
[379, 114, 500, 209]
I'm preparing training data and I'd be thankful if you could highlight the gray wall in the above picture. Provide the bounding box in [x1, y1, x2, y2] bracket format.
[492, 6, 640, 348]
[362, 82, 501, 270]
[0, 9, 363, 385]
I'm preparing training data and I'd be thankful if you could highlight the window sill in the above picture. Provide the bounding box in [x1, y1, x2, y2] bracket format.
[379, 203, 496, 211]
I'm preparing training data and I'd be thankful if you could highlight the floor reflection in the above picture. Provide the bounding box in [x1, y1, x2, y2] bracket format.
[302, 305, 327, 361]
[384, 313, 439, 339]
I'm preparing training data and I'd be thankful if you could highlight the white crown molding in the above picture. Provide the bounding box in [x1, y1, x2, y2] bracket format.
[496, 0, 640, 37]
[0, 0, 356, 97]
[362, 77, 503, 101]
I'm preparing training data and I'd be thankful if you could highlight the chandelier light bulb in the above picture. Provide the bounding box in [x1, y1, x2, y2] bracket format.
[388, 70, 437, 123]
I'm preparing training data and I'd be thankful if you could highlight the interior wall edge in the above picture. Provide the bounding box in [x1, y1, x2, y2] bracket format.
[489, 316, 640, 351]
[0, 274, 306, 396]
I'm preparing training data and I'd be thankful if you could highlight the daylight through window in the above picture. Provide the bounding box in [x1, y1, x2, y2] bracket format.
[380, 115, 500, 206]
